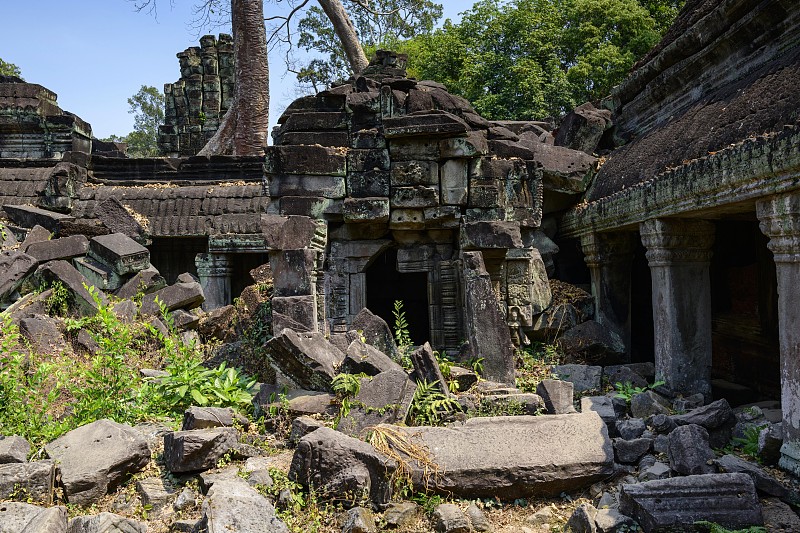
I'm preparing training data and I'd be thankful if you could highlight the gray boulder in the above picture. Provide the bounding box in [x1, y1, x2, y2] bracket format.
[383, 502, 420, 529]
[0, 461, 56, 504]
[196, 479, 289, 533]
[66, 512, 146, 533]
[566, 502, 598, 533]
[44, 419, 150, 505]
[181, 406, 249, 431]
[537, 379, 575, 414]
[671, 398, 734, 429]
[758, 423, 784, 465]
[140, 280, 204, 315]
[163, 427, 239, 473]
[714, 454, 789, 499]
[630, 390, 670, 419]
[336, 369, 418, 437]
[264, 329, 346, 391]
[619, 473, 763, 532]
[0, 435, 30, 464]
[342, 507, 377, 533]
[289, 427, 396, 506]
[552, 364, 602, 394]
[342, 338, 405, 376]
[352, 308, 401, 362]
[0, 251, 38, 301]
[614, 438, 652, 465]
[668, 424, 716, 476]
[616, 419, 646, 440]
[0, 503, 67, 533]
[433, 504, 470, 533]
[389, 413, 613, 498]
[594, 509, 638, 533]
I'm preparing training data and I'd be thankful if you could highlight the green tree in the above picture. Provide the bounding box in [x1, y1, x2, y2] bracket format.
[296, 0, 443, 91]
[125, 85, 165, 157]
[407, 0, 674, 121]
[0, 58, 22, 79]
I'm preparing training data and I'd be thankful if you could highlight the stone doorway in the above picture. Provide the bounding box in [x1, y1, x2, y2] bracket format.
[365, 247, 431, 345]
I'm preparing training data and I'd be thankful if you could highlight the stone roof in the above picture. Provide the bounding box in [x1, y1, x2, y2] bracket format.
[586, 0, 800, 202]
[0, 164, 53, 208]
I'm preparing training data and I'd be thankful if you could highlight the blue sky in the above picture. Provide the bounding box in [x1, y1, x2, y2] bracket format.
[1, 1, 467, 139]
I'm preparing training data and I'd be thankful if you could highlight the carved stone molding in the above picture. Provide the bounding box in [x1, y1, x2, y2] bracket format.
[581, 232, 635, 268]
[640, 219, 715, 267]
[195, 253, 233, 278]
[756, 192, 800, 263]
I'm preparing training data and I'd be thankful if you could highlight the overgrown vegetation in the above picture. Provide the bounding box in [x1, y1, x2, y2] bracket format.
[694, 522, 767, 533]
[614, 379, 666, 405]
[515, 342, 561, 392]
[393, 299, 414, 368]
[406, 379, 461, 426]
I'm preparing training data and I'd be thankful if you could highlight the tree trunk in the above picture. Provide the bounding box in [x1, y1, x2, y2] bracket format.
[199, 0, 269, 156]
[317, 0, 369, 75]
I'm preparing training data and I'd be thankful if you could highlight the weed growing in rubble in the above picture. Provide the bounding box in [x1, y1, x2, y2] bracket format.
[393, 299, 413, 367]
[694, 522, 766, 533]
[515, 342, 561, 392]
[406, 379, 461, 426]
[614, 379, 665, 405]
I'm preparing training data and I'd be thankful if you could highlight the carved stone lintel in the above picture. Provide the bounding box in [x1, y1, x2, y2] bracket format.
[640, 219, 715, 266]
[580, 231, 635, 268]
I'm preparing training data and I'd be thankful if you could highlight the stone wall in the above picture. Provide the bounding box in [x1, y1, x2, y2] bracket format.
[158, 34, 234, 157]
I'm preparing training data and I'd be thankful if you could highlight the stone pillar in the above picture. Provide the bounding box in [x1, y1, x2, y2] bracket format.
[581, 232, 635, 357]
[640, 219, 715, 401]
[756, 192, 800, 476]
[195, 253, 233, 311]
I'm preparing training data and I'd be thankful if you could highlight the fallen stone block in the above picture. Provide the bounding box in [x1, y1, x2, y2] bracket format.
[264, 329, 345, 391]
[271, 295, 317, 333]
[390, 413, 613, 498]
[668, 424, 716, 476]
[182, 406, 249, 431]
[383, 111, 469, 138]
[758, 423, 783, 465]
[0, 436, 30, 464]
[290, 426, 396, 506]
[114, 266, 166, 299]
[604, 365, 648, 389]
[0, 461, 56, 504]
[337, 369, 418, 437]
[614, 438, 652, 465]
[19, 315, 70, 355]
[553, 364, 602, 394]
[140, 280, 204, 315]
[25, 235, 88, 262]
[410, 342, 449, 395]
[714, 454, 789, 499]
[537, 379, 576, 414]
[87, 233, 149, 276]
[555, 102, 612, 155]
[342, 338, 405, 376]
[557, 321, 626, 363]
[433, 503, 470, 533]
[19, 225, 51, 252]
[44, 419, 150, 505]
[351, 307, 401, 362]
[449, 366, 479, 392]
[565, 502, 597, 533]
[616, 418, 646, 440]
[67, 512, 146, 533]
[630, 390, 671, 419]
[94, 197, 147, 243]
[197, 479, 289, 533]
[761, 497, 800, 532]
[3, 204, 74, 233]
[290, 416, 325, 446]
[0, 502, 67, 533]
[73, 256, 122, 291]
[163, 427, 239, 473]
[594, 508, 638, 533]
[33, 260, 107, 316]
[638, 461, 671, 482]
[619, 473, 763, 532]
[135, 477, 176, 514]
[528, 302, 582, 341]
[0, 251, 38, 301]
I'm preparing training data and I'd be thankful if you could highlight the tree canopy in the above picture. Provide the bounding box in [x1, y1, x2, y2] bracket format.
[102, 85, 164, 157]
[0, 58, 22, 79]
[404, 0, 682, 121]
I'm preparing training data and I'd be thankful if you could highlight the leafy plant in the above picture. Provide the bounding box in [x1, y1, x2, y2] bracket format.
[469, 396, 527, 418]
[466, 356, 485, 376]
[515, 343, 561, 392]
[393, 300, 412, 348]
[44, 281, 70, 316]
[694, 522, 766, 533]
[407, 379, 461, 426]
[732, 425, 768, 461]
[614, 379, 666, 405]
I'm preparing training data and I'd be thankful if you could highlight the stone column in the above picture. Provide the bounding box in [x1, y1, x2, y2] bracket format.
[756, 192, 800, 475]
[581, 232, 635, 357]
[195, 253, 233, 311]
[640, 219, 715, 401]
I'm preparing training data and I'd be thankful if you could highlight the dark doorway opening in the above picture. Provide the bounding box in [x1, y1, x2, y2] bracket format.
[365, 248, 430, 345]
[630, 240, 655, 364]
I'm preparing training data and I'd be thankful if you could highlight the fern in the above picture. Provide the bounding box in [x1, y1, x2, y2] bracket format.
[407, 379, 461, 426]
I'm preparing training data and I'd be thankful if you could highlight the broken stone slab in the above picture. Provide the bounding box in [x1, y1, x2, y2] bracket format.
[383, 111, 469, 138]
[351, 308, 401, 362]
[163, 427, 239, 473]
[3, 204, 74, 233]
[619, 473, 763, 533]
[181, 406, 249, 431]
[19, 225, 51, 251]
[94, 197, 147, 243]
[269, 248, 316, 297]
[337, 369, 418, 437]
[19, 315, 70, 355]
[714, 454, 789, 499]
[580, 396, 616, 432]
[113, 266, 166, 299]
[557, 321, 626, 363]
[527, 302, 582, 341]
[140, 280, 204, 315]
[565, 502, 597, 533]
[0, 461, 56, 504]
[616, 418, 647, 440]
[594, 508, 638, 533]
[25, 235, 88, 262]
[290, 426, 396, 506]
[0, 251, 38, 301]
[667, 424, 716, 476]
[553, 364, 603, 394]
[461, 251, 516, 385]
[44, 419, 150, 505]
[670, 398, 734, 429]
[253, 386, 337, 419]
[264, 329, 345, 392]
[67, 512, 146, 533]
[604, 365, 648, 389]
[87, 233, 149, 276]
[391, 413, 613, 498]
[433, 503, 470, 533]
[0, 502, 67, 533]
[342, 338, 405, 376]
[135, 477, 176, 514]
[271, 295, 317, 333]
[410, 342, 449, 395]
[460, 221, 523, 250]
[342, 506, 377, 533]
[761, 497, 800, 532]
[758, 423, 784, 465]
[449, 366, 478, 392]
[639, 461, 671, 482]
[0, 436, 30, 464]
[614, 438, 653, 465]
[538, 379, 576, 414]
[383, 501, 420, 529]
[197, 478, 289, 533]
[630, 390, 671, 419]
[555, 102, 613, 155]
[73, 256, 123, 291]
[32, 260, 107, 316]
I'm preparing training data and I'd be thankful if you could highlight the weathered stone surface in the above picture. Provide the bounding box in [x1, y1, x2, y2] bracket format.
[20, 225, 51, 251]
[461, 251, 516, 384]
[0, 502, 67, 533]
[460, 221, 523, 250]
[342, 338, 405, 376]
[433, 503, 470, 533]
[196, 479, 289, 533]
[630, 390, 671, 419]
[538, 379, 576, 414]
[266, 145, 347, 176]
[639, 461, 671, 482]
[261, 214, 321, 250]
[594, 508, 638, 533]
[181, 406, 249, 431]
[758, 423, 783, 465]
[0, 461, 55, 503]
[289, 416, 325, 446]
[613, 438, 652, 465]
[671, 398, 734, 429]
[516, 142, 596, 194]
[87, 233, 149, 276]
[528, 303, 582, 341]
[714, 454, 789, 499]
[114, 266, 165, 299]
[254, 386, 337, 418]
[0, 436, 30, 464]
[290, 427, 396, 506]
[337, 369, 418, 437]
[44, 419, 150, 505]
[25, 235, 88, 262]
[163, 427, 238, 473]
[410, 342, 449, 395]
[553, 364, 602, 393]
[272, 295, 317, 333]
[616, 419, 646, 440]
[140, 280, 204, 315]
[393, 413, 613, 498]
[19, 315, 69, 355]
[465, 503, 491, 532]
[667, 424, 716, 476]
[619, 474, 763, 533]
[383, 501, 420, 529]
[342, 506, 377, 533]
[558, 321, 626, 362]
[383, 111, 469, 138]
[3, 204, 73, 233]
[34, 260, 107, 316]
[604, 365, 648, 389]
[581, 396, 616, 431]
[761, 497, 800, 532]
[449, 366, 479, 392]
[67, 512, 146, 533]
[264, 329, 346, 391]
[565, 502, 597, 533]
[94, 197, 146, 242]
[270, 248, 316, 298]
[342, 198, 390, 223]
[0, 251, 38, 300]
[73, 256, 122, 291]
[555, 102, 612, 155]
[351, 308, 401, 362]
[135, 477, 176, 514]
